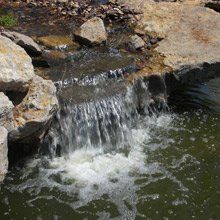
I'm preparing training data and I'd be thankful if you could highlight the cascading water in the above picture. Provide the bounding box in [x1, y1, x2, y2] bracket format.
[46, 76, 167, 157]
[56, 94, 135, 152]
[27, 78, 174, 218]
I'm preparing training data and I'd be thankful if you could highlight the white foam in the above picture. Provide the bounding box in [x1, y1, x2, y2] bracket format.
[15, 113, 190, 218]
[41, 114, 174, 198]
[48, 126, 148, 188]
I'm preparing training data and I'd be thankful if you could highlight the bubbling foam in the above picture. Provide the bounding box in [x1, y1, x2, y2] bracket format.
[27, 115, 174, 202]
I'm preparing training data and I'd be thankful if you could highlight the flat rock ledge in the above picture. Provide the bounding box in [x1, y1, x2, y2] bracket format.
[121, 0, 220, 92]
[0, 35, 59, 182]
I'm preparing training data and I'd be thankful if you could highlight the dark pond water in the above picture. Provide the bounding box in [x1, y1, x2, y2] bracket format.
[0, 78, 219, 220]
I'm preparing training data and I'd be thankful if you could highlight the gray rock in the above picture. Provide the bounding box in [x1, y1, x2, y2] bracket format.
[1, 31, 42, 56]
[0, 35, 35, 92]
[0, 92, 14, 131]
[128, 35, 145, 50]
[9, 76, 59, 143]
[0, 126, 8, 183]
[74, 17, 107, 45]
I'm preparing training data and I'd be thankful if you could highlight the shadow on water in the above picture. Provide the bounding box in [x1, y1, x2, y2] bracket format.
[169, 78, 220, 115]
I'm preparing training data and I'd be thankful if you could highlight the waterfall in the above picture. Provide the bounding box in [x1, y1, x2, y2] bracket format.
[6, 76, 174, 219]
[45, 78, 168, 157]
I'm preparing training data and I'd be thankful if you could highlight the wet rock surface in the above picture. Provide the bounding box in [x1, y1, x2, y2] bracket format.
[37, 35, 78, 50]
[0, 126, 8, 183]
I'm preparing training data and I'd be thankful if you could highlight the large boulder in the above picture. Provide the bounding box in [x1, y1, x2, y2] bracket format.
[152, 3, 220, 72]
[0, 92, 14, 131]
[9, 76, 59, 143]
[74, 17, 107, 46]
[120, 0, 220, 84]
[0, 35, 34, 92]
[0, 126, 8, 183]
[1, 31, 42, 56]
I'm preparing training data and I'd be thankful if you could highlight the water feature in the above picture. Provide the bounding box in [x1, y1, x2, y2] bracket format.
[1, 1, 220, 219]
[1, 72, 220, 219]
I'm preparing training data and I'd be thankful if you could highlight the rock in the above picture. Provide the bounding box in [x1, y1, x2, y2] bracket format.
[9, 76, 59, 143]
[0, 35, 59, 145]
[37, 35, 77, 49]
[120, 0, 220, 83]
[1, 31, 42, 56]
[0, 35, 34, 92]
[74, 17, 107, 46]
[32, 57, 50, 68]
[32, 50, 68, 68]
[0, 32, 59, 158]
[128, 35, 145, 50]
[0, 126, 8, 183]
[154, 4, 220, 72]
[0, 92, 14, 131]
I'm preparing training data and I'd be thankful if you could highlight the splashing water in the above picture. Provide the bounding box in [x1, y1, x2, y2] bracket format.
[15, 112, 175, 219]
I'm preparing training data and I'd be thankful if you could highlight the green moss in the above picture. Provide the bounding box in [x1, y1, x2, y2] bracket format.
[0, 12, 17, 27]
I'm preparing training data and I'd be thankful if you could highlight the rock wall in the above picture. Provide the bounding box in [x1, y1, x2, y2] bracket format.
[0, 34, 59, 182]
